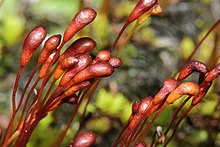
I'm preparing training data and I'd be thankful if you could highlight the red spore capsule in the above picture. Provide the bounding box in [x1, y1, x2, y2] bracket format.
[59, 37, 96, 62]
[63, 8, 97, 43]
[61, 94, 78, 105]
[128, 0, 158, 23]
[59, 55, 78, 69]
[69, 131, 96, 147]
[38, 34, 61, 65]
[166, 82, 199, 104]
[153, 78, 178, 105]
[135, 142, 146, 147]
[138, 96, 152, 114]
[64, 81, 92, 97]
[178, 61, 208, 82]
[20, 26, 47, 67]
[94, 50, 111, 63]
[38, 51, 59, 78]
[73, 63, 114, 83]
[132, 101, 140, 114]
[53, 56, 78, 80]
[108, 57, 122, 68]
[59, 54, 92, 86]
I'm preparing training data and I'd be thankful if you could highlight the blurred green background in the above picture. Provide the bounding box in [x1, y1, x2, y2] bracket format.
[0, 0, 220, 146]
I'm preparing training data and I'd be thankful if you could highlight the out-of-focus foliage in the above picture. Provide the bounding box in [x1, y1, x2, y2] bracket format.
[181, 37, 195, 58]
[27, 113, 57, 147]
[0, 0, 220, 146]
[95, 88, 132, 124]
[0, 0, 25, 45]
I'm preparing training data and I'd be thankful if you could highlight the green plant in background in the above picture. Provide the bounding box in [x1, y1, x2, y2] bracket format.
[0, 0, 220, 147]
[95, 88, 132, 124]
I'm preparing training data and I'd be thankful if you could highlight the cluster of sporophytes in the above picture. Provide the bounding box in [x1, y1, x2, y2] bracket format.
[0, 0, 219, 146]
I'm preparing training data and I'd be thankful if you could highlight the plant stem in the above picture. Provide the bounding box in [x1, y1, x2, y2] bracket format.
[163, 105, 193, 147]
[176, 19, 220, 76]
[136, 103, 168, 144]
[110, 22, 129, 52]
[164, 96, 191, 135]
